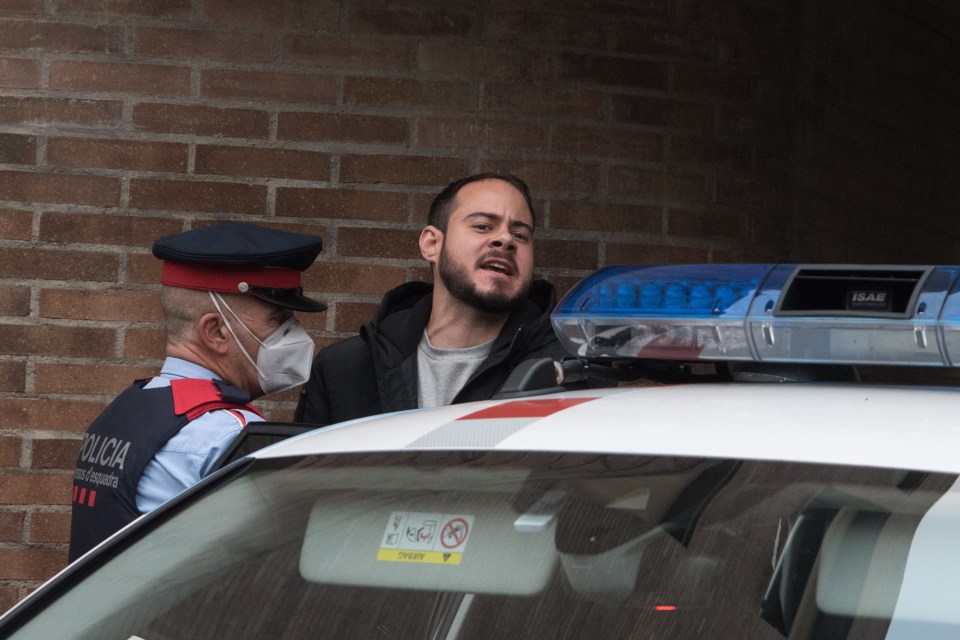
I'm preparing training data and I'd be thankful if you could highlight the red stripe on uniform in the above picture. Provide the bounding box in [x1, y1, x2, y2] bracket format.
[226, 409, 248, 427]
[73, 485, 79, 503]
[458, 397, 598, 420]
[79, 488, 87, 504]
[87, 490, 96, 507]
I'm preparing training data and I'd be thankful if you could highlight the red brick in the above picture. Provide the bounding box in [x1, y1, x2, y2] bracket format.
[0, 324, 115, 358]
[0, 208, 32, 240]
[670, 134, 753, 170]
[417, 118, 546, 151]
[276, 187, 408, 222]
[344, 77, 476, 110]
[333, 301, 378, 333]
[47, 138, 188, 172]
[0, 248, 118, 281]
[204, 0, 339, 27]
[674, 64, 753, 101]
[604, 242, 710, 265]
[123, 327, 166, 359]
[534, 238, 598, 271]
[483, 83, 604, 120]
[0, 361, 25, 392]
[609, 167, 711, 203]
[283, 35, 415, 71]
[410, 192, 435, 225]
[0, 585, 18, 618]
[666, 208, 748, 241]
[552, 125, 664, 161]
[560, 53, 668, 90]
[0, 511, 23, 541]
[419, 42, 551, 80]
[410, 264, 432, 282]
[51, 0, 191, 17]
[261, 403, 295, 422]
[0, 285, 30, 316]
[0, 435, 20, 467]
[478, 159, 600, 193]
[40, 289, 162, 322]
[126, 252, 163, 284]
[0, 0, 41, 12]
[305, 262, 405, 296]
[201, 69, 337, 104]
[133, 103, 268, 138]
[0, 547, 68, 580]
[337, 227, 422, 260]
[551, 201, 662, 234]
[0, 97, 122, 126]
[340, 154, 469, 187]
[0, 398, 104, 430]
[547, 274, 589, 300]
[294, 307, 326, 332]
[130, 179, 267, 214]
[349, 2, 476, 37]
[195, 145, 331, 181]
[41, 212, 182, 247]
[0, 57, 40, 88]
[609, 23, 714, 58]
[50, 60, 190, 95]
[134, 27, 272, 62]
[0, 171, 120, 207]
[612, 94, 713, 132]
[483, 11, 600, 47]
[278, 112, 408, 145]
[716, 172, 779, 210]
[31, 438, 79, 470]
[0, 133, 35, 164]
[29, 510, 70, 544]
[0, 19, 121, 53]
[0, 473, 72, 507]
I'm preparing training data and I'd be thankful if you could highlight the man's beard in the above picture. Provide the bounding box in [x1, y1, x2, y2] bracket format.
[438, 242, 529, 314]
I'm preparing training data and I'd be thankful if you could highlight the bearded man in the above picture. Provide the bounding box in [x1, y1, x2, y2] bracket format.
[294, 173, 565, 425]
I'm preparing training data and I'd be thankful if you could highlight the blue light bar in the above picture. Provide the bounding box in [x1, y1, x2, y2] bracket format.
[551, 264, 960, 366]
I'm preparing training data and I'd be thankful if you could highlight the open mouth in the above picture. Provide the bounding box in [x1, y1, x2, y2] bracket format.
[480, 259, 515, 276]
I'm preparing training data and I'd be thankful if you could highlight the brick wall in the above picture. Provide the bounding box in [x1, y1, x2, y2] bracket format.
[1, 0, 957, 607]
[789, 0, 960, 261]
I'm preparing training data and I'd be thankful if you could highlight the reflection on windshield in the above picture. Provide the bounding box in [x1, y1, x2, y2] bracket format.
[5, 452, 958, 639]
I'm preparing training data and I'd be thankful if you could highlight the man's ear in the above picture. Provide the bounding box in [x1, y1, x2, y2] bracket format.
[419, 225, 442, 264]
[197, 312, 231, 355]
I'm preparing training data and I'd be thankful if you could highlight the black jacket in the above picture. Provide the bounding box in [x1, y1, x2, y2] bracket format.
[295, 280, 566, 426]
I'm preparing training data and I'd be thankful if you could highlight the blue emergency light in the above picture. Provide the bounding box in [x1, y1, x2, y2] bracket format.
[551, 264, 960, 366]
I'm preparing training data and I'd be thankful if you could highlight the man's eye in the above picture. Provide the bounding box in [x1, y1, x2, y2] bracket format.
[513, 233, 529, 242]
[473, 224, 491, 231]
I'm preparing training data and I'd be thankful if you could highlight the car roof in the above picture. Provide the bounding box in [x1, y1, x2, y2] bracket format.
[254, 383, 960, 474]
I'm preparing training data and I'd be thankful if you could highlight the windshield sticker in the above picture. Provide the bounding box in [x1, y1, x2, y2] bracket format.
[377, 511, 474, 565]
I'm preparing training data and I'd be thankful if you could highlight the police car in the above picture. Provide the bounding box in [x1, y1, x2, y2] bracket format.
[3, 264, 960, 640]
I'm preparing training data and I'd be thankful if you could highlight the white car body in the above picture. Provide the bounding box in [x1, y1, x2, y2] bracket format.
[263, 384, 960, 475]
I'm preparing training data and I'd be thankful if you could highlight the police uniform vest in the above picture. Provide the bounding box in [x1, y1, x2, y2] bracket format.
[69, 378, 260, 562]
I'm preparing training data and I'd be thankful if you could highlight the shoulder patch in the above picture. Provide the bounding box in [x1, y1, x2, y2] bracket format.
[170, 379, 264, 421]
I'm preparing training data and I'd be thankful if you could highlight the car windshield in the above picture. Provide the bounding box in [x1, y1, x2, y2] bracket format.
[6, 451, 960, 640]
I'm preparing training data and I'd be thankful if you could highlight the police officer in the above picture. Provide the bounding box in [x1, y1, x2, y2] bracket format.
[69, 222, 325, 561]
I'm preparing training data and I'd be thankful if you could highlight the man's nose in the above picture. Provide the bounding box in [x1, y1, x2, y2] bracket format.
[490, 226, 516, 250]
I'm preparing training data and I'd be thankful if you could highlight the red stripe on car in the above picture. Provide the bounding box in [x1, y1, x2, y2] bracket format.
[458, 398, 598, 420]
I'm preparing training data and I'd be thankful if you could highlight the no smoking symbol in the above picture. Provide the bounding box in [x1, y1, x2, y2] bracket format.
[441, 518, 469, 549]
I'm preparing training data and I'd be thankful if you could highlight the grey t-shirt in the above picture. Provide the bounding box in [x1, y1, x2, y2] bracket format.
[417, 331, 494, 409]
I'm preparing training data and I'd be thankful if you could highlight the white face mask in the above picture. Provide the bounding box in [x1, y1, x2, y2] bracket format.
[209, 292, 315, 395]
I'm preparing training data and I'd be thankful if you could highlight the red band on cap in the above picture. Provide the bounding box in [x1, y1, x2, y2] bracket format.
[161, 261, 301, 293]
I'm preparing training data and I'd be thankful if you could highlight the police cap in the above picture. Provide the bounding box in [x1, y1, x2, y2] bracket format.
[152, 222, 326, 312]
